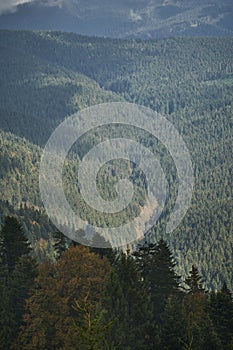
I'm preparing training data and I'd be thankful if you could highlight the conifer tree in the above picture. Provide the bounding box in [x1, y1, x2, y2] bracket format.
[148, 239, 181, 321]
[160, 295, 186, 350]
[103, 252, 156, 349]
[184, 267, 222, 350]
[185, 265, 205, 294]
[133, 241, 157, 281]
[0, 216, 31, 272]
[210, 282, 233, 348]
[0, 216, 37, 349]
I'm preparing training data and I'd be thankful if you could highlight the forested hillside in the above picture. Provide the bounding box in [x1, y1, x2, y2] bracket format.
[0, 30, 232, 290]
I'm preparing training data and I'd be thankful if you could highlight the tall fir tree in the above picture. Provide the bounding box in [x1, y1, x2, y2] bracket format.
[133, 241, 157, 282]
[103, 251, 157, 349]
[210, 282, 233, 349]
[0, 216, 37, 349]
[160, 295, 186, 350]
[185, 265, 205, 295]
[184, 266, 222, 350]
[0, 216, 31, 272]
[147, 239, 181, 322]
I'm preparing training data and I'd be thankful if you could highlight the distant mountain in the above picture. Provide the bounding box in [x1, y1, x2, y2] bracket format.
[0, 0, 232, 38]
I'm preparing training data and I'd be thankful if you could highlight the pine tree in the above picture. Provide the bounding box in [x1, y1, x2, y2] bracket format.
[133, 241, 157, 281]
[103, 252, 156, 349]
[185, 265, 205, 294]
[160, 295, 186, 350]
[210, 282, 233, 348]
[183, 267, 222, 350]
[148, 239, 181, 321]
[0, 216, 37, 349]
[0, 216, 31, 272]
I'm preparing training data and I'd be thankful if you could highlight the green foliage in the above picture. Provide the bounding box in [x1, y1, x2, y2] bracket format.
[0, 30, 232, 288]
[103, 252, 155, 349]
[0, 216, 31, 272]
[147, 239, 181, 320]
[8, 235, 233, 350]
[210, 283, 233, 348]
[185, 265, 205, 295]
[160, 295, 186, 350]
[0, 217, 37, 350]
[70, 294, 115, 350]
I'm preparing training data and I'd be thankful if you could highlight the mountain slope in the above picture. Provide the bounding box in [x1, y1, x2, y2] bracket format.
[0, 30, 232, 289]
[0, 31, 122, 145]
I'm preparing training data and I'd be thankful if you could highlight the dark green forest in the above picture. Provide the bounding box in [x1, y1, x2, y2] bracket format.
[0, 217, 233, 349]
[0, 30, 232, 291]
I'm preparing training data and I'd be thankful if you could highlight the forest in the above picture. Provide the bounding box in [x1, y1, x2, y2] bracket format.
[0, 30, 232, 290]
[0, 216, 233, 349]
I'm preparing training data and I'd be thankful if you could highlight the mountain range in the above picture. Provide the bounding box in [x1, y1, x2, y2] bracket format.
[0, 0, 233, 38]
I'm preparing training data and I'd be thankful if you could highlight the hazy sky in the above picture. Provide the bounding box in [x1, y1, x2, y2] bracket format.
[0, 0, 65, 14]
[0, 0, 32, 14]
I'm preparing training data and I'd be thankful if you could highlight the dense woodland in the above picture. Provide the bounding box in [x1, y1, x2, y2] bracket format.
[0, 30, 232, 292]
[0, 216, 233, 349]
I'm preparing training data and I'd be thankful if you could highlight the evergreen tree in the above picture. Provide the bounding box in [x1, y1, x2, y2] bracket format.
[183, 291, 222, 350]
[0, 281, 16, 350]
[185, 265, 205, 294]
[103, 252, 156, 349]
[133, 241, 157, 282]
[210, 282, 233, 348]
[160, 295, 186, 350]
[66, 294, 115, 350]
[183, 267, 222, 350]
[0, 216, 31, 272]
[148, 239, 181, 321]
[0, 216, 37, 349]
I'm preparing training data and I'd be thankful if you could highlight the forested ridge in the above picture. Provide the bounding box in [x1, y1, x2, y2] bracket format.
[1, 0, 233, 38]
[0, 30, 232, 292]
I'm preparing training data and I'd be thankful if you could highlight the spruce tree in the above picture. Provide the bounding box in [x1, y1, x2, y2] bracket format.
[0, 216, 31, 272]
[185, 265, 205, 295]
[0, 216, 37, 349]
[103, 252, 156, 349]
[148, 239, 181, 321]
[184, 267, 222, 350]
[210, 282, 233, 348]
[160, 295, 186, 350]
[133, 241, 157, 282]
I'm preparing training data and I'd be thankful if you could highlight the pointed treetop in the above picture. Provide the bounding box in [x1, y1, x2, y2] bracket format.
[185, 265, 205, 294]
